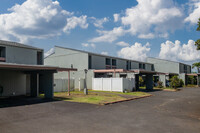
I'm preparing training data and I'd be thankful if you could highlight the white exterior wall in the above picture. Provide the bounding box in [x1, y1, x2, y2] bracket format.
[0, 44, 41, 65]
[0, 70, 27, 96]
[92, 78, 135, 92]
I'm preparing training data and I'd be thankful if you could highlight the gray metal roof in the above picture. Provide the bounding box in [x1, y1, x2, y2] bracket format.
[0, 40, 43, 51]
[147, 57, 191, 66]
[54, 45, 153, 65]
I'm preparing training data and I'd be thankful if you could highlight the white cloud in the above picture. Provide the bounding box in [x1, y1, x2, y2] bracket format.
[0, 0, 88, 43]
[44, 48, 55, 57]
[159, 40, 200, 61]
[91, 17, 109, 28]
[81, 43, 89, 47]
[185, 0, 200, 24]
[101, 51, 108, 55]
[90, 43, 96, 48]
[121, 0, 183, 38]
[138, 33, 155, 39]
[118, 42, 150, 61]
[89, 27, 126, 43]
[113, 14, 120, 22]
[81, 43, 96, 48]
[90, 0, 183, 43]
[63, 15, 88, 33]
[116, 41, 129, 47]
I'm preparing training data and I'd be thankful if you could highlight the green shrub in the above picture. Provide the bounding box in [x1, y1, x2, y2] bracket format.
[170, 76, 184, 89]
[179, 79, 184, 87]
[139, 76, 144, 87]
[157, 81, 163, 88]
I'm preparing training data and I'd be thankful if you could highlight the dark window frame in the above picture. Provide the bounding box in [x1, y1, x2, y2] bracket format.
[143, 64, 145, 69]
[112, 59, 116, 66]
[0, 46, 6, 58]
[106, 58, 111, 65]
[89, 55, 92, 69]
[139, 63, 142, 69]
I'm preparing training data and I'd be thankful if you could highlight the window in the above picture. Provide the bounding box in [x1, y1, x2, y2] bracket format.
[130, 62, 131, 69]
[89, 55, 92, 69]
[106, 58, 111, 69]
[184, 65, 188, 73]
[0, 47, 5, 57]
[112, 59, 117, 69]
[139, 63, 142, 69]
[126, 61, 129, 70]
[106, 58, 111, 65]
[112, 59, 116, 66]
[143, 64, 145, 69]
[37, 52, 43, 65]
[0, 46, 6, 62]
[151, 65, 154, 71]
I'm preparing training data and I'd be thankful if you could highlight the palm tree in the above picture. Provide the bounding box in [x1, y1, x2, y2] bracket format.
[192, 62, 200, 73]
[195, 18, 200, 50]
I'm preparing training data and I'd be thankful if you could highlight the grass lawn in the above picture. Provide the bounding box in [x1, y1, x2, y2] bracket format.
[41, 90, 151, 105]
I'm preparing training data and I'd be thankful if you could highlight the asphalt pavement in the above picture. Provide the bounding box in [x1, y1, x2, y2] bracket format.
[0, 87, 200, 133]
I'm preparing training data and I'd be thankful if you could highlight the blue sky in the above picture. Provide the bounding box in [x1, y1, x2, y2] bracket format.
[0, 0, 200, 65]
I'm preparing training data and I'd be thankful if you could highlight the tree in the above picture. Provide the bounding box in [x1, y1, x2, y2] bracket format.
[195, 18, 200, 50]
[192, 62, 200, 73]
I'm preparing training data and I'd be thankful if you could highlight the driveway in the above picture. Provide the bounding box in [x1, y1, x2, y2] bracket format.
[0, 88, 200, 133]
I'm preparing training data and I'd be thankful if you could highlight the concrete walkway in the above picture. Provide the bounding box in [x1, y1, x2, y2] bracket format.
[0, 88, 200, 133]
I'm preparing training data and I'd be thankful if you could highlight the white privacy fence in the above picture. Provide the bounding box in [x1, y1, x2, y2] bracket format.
[54, 79, 74, 92]
[92, 78, 135, 92]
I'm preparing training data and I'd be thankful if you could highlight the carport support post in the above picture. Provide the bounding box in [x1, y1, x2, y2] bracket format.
[68, 71, 70, 96]
[135, 74, 139, 91]
[30, 73, 39, 97]
[146, 74, 153, 90]
[43, 73, 54, 99]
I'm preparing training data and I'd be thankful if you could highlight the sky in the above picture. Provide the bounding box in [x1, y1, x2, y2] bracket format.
[0, 0, 200, 66]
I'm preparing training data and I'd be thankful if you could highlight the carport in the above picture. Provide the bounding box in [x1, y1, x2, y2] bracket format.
[133, 69, 157, 91]
[0, 63, 77, 99]
[156, 73, 179, 87]
[186, 73, 200, 86]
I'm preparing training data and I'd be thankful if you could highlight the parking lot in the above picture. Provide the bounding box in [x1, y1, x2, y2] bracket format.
[0, 88, 200, 133]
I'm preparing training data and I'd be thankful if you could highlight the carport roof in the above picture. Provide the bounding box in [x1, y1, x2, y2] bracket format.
[0, 63, 77, 72]
[93, 69, 157, 74]
[186, 73, 200, 76]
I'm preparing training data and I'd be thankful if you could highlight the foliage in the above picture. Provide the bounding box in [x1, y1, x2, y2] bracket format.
[179, 79, 184, 87]
[170, 75, 184, 89]
[197, 18, 200, 31]
[195, 39, 200, 50]
[157, 81, 163, 88]
[188, 75, 197, 85]
[139, 76, 144, 86]
[192, 62, 200, 73]
[195, 18, 200, 50]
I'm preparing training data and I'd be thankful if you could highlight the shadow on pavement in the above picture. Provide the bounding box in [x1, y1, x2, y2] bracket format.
[138, 88, 163, 92]
[0, 96, 59, 108]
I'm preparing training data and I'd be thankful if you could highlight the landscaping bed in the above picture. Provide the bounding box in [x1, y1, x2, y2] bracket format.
[49, 90, 151, 105]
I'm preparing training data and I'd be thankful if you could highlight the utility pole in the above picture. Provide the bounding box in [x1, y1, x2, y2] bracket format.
[84, 69, 88, 95]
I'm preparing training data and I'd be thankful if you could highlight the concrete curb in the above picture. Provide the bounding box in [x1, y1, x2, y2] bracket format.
[101, 94, 153, 105]
[163, 88, 181, 92]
